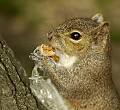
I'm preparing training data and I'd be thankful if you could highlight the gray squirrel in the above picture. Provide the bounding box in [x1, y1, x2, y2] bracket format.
[29, 13, 120, 110]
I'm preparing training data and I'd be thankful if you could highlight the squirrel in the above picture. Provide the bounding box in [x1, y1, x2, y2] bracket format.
[30, 13, 120, 110]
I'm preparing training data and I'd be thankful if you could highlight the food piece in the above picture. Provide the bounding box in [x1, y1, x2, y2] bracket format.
[50, 55, 59, 62]
[40, 44, 59, 62]
[40, 44, 55, 57]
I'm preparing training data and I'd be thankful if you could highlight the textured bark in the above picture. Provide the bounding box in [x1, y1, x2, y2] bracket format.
[0, 37, 47, 110]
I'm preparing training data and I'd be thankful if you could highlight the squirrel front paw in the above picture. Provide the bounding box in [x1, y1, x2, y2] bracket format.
[29, 46, 56, 70]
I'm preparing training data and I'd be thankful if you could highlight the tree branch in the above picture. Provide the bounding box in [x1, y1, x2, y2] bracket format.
[0, 37, 47, 110]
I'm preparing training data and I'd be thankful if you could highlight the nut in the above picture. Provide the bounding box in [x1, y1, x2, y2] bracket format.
[40, 44, 59, 62]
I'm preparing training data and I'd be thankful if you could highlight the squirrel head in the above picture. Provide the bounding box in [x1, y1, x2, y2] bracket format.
[47, 13, 110, 56]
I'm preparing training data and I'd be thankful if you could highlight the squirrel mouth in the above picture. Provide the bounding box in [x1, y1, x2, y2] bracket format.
[29, 44, 76, 68]
[29, 44, 77, 68]
[29, 44, 61, 62]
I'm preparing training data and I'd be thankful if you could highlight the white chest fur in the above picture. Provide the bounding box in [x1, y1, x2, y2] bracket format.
[55, 51, 77, 68]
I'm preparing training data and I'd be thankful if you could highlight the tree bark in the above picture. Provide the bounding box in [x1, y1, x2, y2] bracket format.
[0, 37, 47, 110]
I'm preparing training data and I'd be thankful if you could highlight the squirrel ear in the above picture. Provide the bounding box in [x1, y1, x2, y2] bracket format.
[92, 13, 104, 23]
[92, 22, 110, 46]
[100, 22, 110, 33]
[92, 22, 110, 52]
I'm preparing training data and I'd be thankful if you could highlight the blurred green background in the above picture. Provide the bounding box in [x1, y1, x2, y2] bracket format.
[0, 0, 120, 94]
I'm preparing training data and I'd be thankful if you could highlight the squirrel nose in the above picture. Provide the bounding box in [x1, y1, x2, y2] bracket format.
[48, 36, 53, 41]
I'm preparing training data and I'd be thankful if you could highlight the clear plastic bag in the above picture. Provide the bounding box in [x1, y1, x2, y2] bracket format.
[29, 46, 68, 110]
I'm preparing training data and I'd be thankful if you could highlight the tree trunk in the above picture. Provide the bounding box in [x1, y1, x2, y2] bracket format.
[0, 37, 47, 110]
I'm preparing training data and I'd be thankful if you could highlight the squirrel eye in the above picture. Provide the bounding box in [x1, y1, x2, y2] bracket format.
[70, 32, 82, 40]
